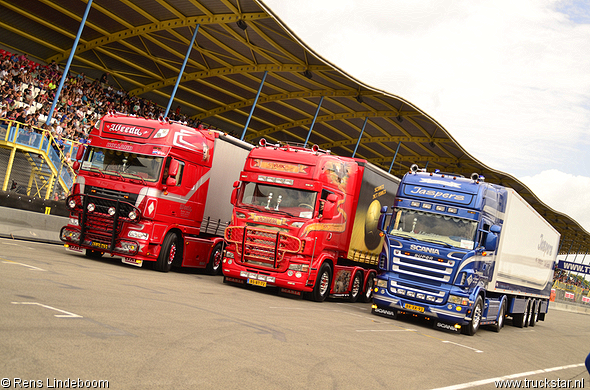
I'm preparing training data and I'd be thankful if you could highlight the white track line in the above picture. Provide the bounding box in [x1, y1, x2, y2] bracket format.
[429, 363, 585, 390]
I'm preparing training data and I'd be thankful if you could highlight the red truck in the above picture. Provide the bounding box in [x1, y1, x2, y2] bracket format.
[60, 113, 252, 272]
[222, 140, 400, 301]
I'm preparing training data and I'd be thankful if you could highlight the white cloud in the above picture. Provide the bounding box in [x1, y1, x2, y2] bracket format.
[520, 170, 590, 232]
[264, 0, 590, 229]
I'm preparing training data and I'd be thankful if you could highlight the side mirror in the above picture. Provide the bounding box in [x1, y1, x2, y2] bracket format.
[377, 206, 389, 231]
[230, 181, 240, 206]
[166, 176, 177, 187]
[168, 159, 180, 177]
[484, 234, 497, 251]
[75, 145, 85, 161]
[72, 161, 80, 171]
[321, 194, 339, 220]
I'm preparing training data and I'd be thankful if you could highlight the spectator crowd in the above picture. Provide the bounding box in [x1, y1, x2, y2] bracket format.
[0, 49, 206, 152]
[554, 268, 590, 289]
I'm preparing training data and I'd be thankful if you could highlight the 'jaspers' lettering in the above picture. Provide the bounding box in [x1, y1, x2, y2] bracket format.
[409, 186, 465, 201]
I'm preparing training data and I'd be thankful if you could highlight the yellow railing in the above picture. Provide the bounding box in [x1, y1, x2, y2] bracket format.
[0, 117, 80, 198]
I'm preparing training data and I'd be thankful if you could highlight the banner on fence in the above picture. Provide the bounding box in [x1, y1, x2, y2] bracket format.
[557, 260, 590, 275]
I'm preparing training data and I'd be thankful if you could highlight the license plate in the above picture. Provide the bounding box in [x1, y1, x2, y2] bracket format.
[122, 258, 143, 267]
[91, 241, 109, 250]
[405, 303, 425, 312]
[248, 279, 267, 287]
[65, 244, 83, 253]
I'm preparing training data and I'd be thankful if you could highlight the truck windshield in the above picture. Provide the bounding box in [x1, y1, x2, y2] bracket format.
[81, 147, 164, 182]
[389, 208, 477, 250]
[240, 182, 317, 219]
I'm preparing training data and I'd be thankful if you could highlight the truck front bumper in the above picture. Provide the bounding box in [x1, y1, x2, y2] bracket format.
[373, 288, 472, 326]
[222, 258, 314, 294]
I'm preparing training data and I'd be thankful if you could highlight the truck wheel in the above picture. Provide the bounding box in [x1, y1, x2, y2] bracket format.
[155, 232, 178, 272]
[513, 300, 528, 328]
[523, 300, 531, 328]
[464, 296, 483, 336]
[206, 243, 223, 276]
[491, 301, 505, 333]
[349, 272, 363, 303]
[85, 249, 103, 259]
[311, 263, 332, 302]
[529, 300, 538, 327]
[360, 274, 375, 303]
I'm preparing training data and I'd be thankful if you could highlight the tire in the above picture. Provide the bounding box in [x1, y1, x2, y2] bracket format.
[529, 300, 539, 327]
[523, 300, 531, 328]
[311, 263, 332, 302]
[85, 249, 104, 259]
[349, 272, 363, 303]
[491, 300, 505, 333]
[205, 243, 223, 275]
[155, 232, 178, 272]
[360, 274, 375, 303]
[464, 296, 483, 336]
[513, 300, 529, 328]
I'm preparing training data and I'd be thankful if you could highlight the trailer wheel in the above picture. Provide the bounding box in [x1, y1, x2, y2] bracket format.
[85, 249, 104, 259]
[529, 300, 539, 327]
[523, 300, 531, 328]
[311, 263, 332, 302]
[491, 300, 505, 333]
[206, 243, 223, 275]
[513, 300, 529, 328]
[360, 274, 375, 303]
[464, 296, 483, 336]
[155, 232, 178, 272]
[349, 272, 363, 303]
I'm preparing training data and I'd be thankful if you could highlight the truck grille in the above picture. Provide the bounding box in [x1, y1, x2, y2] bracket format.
[225, 226, 301, 269]
[392, 249, 455, 283]
[66, 193, 140, 252]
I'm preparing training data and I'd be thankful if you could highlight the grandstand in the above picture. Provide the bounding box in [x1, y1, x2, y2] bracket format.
[1, 0, 589, 307]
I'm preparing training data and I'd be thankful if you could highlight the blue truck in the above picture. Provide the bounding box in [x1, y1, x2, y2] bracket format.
[372, 165, 560, 335]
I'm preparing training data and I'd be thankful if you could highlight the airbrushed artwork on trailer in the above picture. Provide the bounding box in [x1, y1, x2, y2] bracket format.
[347, 165, 399, 265]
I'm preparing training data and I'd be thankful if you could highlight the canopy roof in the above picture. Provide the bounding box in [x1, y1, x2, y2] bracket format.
[1, 0, 588, 254]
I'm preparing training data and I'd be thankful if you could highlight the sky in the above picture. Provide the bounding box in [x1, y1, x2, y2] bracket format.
[263, 0, 590, 235]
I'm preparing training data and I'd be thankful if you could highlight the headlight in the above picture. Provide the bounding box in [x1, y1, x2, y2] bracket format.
[448, 295, 469, 306]
[288, 263, 309, 272]
[225, 251, 234, 259]
[376, 279, 388, 288]
[68, 199, 77, 209]
[128, 230, 149, 240]
[87, 203, 95, 212]
[108, 207, 116, 216]
[128, 211, 138, 220]
[69, 217, 79, 226]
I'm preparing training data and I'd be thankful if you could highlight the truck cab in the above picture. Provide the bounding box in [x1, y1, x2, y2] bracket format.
[60, 113, 251, 272]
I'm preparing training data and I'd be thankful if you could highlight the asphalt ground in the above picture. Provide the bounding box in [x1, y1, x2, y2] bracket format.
[1, 238, 589, 390]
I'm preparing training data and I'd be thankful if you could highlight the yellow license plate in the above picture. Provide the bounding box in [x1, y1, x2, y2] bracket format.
[91, 241, 109, 250]
[248, 279, 267, 287]
[405, 303, 425, 312]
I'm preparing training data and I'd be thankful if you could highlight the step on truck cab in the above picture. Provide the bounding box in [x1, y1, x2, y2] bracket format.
[372, 165, 560, 335]
[60, 113, 252, 272]
[222, 140, 400, 302]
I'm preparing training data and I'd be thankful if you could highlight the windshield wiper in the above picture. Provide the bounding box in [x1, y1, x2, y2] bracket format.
[126, 173, 146, 185]
[423, 238, 454, 248]
[269, 209, 296, 217]
[238, 204, 264, 212]
[389, 232, 417, 241]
